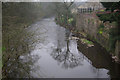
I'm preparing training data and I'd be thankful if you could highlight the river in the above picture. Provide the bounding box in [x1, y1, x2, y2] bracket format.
[5, 17, 120, 78]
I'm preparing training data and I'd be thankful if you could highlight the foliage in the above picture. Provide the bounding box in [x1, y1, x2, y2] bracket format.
[100, 9, 105, 12]
[98, 2, 120, 53]
[97, 13, 113, 23]
[97, 12, 120, 23]
[80, 38, 94, 47]
[68, 18, 73, 24]
[81, 39, 93, 45]
[55, 2, 76, 27]
[97, 2, 120, 23]
[2, 46, 6, 52]
[2, 3, 56, 78]
[2, 2, 56, 20]
[109, 28, 120, 52]
[101, 2, 120, 12]
[99, 24, 105, 28]
[99, 30, 103, 34]
[98, 24, 105, 34]
[88, 19, 90, 24]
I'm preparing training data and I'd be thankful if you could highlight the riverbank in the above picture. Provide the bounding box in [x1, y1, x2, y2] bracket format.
[2, 14, 44, 78]
[76, 12, 120, 63]
[55, 17, 120, 78]
[55, 12, 120, 64]
[2, 2, 57, 78]
[2, 17, 120, 78]
[10, 17, 113, 78]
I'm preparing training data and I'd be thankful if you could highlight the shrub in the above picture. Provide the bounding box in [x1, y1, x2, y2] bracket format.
[97, 12, 120, 23]
[98, 24, 105, 34]
[109, 28, 120, 52]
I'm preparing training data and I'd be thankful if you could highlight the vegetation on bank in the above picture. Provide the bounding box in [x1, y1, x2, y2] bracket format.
[2, 2, 55, 78]
[55, 2, 76, 29]
[96, 12, 120, 23]
[98, 24, 105, 34]
[3, 2, 38, 65]
[97, 2, 120, 53]
[80, 38, 94, 47]
[55, 1, 120, 55]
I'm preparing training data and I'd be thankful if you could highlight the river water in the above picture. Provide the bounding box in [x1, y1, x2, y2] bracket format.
[5, 17, 120, 78]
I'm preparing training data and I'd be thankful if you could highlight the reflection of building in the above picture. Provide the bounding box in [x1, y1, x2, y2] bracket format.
[77, 2, 104, 13]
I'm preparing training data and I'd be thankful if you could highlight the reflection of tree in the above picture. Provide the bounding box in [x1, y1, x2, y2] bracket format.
[3, 54, 39, 78]
[89, 65, 101, 78]
[51, 30, 83, 69]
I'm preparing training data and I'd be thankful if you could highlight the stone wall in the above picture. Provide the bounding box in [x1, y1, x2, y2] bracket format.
[76, 13, 100, 38]
[76, 12, 120, 61]
[76, 13, 110, 51]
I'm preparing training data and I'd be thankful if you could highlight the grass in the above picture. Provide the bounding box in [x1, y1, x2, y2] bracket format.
[100, 9, 105, 12]
[81, 38, 94, 45]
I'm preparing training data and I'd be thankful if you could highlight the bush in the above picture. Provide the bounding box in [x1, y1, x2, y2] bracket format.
[98, 24, 105, 34]
[97, 12, 120, 23]
[109, 28, 120, 52]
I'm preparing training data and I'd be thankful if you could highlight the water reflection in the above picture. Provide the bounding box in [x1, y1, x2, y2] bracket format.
[21, 18, 109, 78]
[51, 39, 84, 69]
[14, 17, 120, 78]
[50, 27, 84, 68]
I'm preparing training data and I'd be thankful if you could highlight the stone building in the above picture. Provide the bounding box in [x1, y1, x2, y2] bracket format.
[77, 2, 104, 13]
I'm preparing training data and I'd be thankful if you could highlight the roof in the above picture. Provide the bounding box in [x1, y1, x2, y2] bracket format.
[78, 2, 104, 10]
